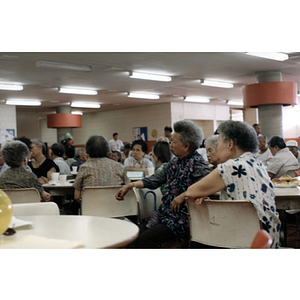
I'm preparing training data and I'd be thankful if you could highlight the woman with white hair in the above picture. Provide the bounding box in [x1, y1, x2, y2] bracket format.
[0, 141, 50, 202]
[186, 120, 281, 248]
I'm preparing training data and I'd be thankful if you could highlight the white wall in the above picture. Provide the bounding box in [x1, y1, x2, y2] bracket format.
[0, 104, 16, 132]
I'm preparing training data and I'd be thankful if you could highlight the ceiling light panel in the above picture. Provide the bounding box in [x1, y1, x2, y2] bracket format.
[71, 102, 100, 108]
[6, 99, 41, 106]
[128, 92, 160, 100]
[245, 52, 289, 61]
[200, 79, 234, 88]
[130, 72, 172, 82]
[0, 83, 23, 91]
[59, 88, 98, 95]
[227, 100, 243, 106]
[36, 61, 92, 71]
[184, 97, 210, 103]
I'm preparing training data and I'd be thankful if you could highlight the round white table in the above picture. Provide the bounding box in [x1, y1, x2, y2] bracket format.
[0, 215, 139, 249]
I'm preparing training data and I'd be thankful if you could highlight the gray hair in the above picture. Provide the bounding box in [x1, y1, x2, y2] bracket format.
[85, 135, 110, 158]
[216, 120, 258, 153]
[174, 120, 204, 153]
[74, 147, 85, 158]
[31, 138, 47, 156]
[204, 135, 218, 150]
[156, 136, 169, 143]
[2, 140, 30, 167]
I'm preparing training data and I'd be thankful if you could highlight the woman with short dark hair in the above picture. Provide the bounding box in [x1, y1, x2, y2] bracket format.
[0, 141, 50, 202]
[267, 135, 299, 179]
[186, 120, 281, 248]
[74, 135, 130, 203]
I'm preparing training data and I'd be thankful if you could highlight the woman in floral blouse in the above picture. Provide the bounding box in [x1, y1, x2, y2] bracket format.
[185, 120, 281, 248]
[116, 120, 211, 248]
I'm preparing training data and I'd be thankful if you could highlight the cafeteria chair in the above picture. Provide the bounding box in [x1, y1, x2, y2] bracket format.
[250, 229, 272, 249]
[186, 198, 261, 248]
[81, 186, 139, 221]
[2, 188, 41, 204]
[12, 202, 60, 217]
[133, 187, 163, 222]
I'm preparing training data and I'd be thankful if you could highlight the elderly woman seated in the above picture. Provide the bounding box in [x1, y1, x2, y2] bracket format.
[74, 135, 130, 204]
[204, 135, 220, 169]
[0, 141, 50, 202]
[185, 120, 281, 248]
[266, 136, 299, 179]
[116, 120, 211, 248]
[256, 135, 273, 166]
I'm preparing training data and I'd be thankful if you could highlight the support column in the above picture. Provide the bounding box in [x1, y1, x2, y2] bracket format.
[56, 106, 72, 143]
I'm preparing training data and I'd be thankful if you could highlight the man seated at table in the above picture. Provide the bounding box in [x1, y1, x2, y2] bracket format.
[50, 143, 71, 175]
[70, 147, 86, 171]
[124, 139, 155, 176]
[267, 136, 299, 179]
[73, 135, 130, 204]
[286, 140, 300, 164]
[0, 140, 50, 202]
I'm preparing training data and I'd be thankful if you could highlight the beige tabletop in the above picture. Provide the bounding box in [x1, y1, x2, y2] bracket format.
[0, 215, 139, 249]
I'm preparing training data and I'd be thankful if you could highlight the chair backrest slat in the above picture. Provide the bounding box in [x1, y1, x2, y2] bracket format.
[12, 202, 60, 217]
[2, 188, 41, 204]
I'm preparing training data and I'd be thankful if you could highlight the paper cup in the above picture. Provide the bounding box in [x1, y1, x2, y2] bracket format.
[72, 166, 78, 172]
[51, 172, 59, 182]
[58, 175, 67, 185]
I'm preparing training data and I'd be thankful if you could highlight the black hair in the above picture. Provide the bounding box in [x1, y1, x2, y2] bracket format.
[164, 126, 173, 133]
[268, 136, 286, 149]
[14, 136, 32, 152]
[112, 150, 122, 162]
[65, 147, 75, 158]
[113, 133, 118, 137]
[132, 139, 148, 153]
[86, 135, 110, 158]
[153, 141, 172, 163]
[50, 143, 65, 157]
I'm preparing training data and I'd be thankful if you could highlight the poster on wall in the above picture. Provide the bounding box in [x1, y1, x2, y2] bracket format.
[133, 127, 148, 141]
[0, 129, 15, 148]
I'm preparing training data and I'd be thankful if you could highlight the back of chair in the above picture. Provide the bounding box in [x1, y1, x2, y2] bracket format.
[12, 202, 60, 217]
[187, 199, 261, 249]
[250, 229, 272, 249]
[81, 186, 139, 218]
[133, 187, 163, 221]
[2, 188, 41, 204]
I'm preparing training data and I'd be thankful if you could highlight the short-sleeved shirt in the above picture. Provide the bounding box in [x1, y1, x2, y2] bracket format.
[53, 157, 71, 175]
[124, 157, 154, 169]
[267, 147, 299, 178]
[109, 139, 124, 151]
[256, 148, 273, 166]
[28, 158, 59, 178]
[73, 157, 130, 190]
[217, 152, 281, 248]
[0, 166, 44, 196]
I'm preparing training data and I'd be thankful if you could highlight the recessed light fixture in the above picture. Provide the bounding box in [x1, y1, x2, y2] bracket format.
[0, 83, 23, 91]
[71, 111, 83, 115]
[129, 72, 172, 82]
[227, 100, 243, 106]
[59, 87, 98, 95]
[71, 102, 100, 108]
[128, 92, 160, 100]
[245, 52, 289, 61]
[200, 79, 234, 88]
[184, 97, 210, 103]
[6, 99, 41, 106]
[36, 61, 92, 72]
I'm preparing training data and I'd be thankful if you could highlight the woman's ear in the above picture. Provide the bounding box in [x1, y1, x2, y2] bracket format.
[227, 139, 234, 150]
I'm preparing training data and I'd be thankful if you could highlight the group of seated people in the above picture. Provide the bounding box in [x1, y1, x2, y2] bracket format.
[1, 119, 295, 249]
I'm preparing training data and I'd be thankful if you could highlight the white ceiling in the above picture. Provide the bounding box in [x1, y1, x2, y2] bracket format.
[1, 52, 300, 116]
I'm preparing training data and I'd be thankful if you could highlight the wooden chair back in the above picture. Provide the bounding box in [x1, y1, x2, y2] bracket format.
[81, 186, 139, 218]
[2, 188, 41, 204]
[186, 199, 261, 248]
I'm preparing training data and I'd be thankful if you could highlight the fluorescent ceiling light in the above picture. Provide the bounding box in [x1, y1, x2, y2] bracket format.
[71, 102, 100, 108]
[128, 92, 160, 100]
[245, 52, 289, 61]
[184, 97, 210, 103]
[227, 100, 243, 106]
[71, 111, 83, 115]
[130, 72, 172, 82]
[6, 99, 41, 106]
[200, 79, 234, 88]
[0, 83, 23, 91]
[59, 87, 97, 95]
[36, 60, 92, 72]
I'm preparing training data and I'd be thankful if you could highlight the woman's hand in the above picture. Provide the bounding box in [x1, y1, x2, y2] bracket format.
[39, 176, 48, 184]
[171, 194, 186, 213]
[115, 184, 132, 201]
[195, 197, 210, 205]
[41, 191, 51, 202]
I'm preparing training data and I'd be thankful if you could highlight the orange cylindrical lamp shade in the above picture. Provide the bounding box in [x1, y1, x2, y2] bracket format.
[47, 113, 82, 128]
[243, 81, 297, 108]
